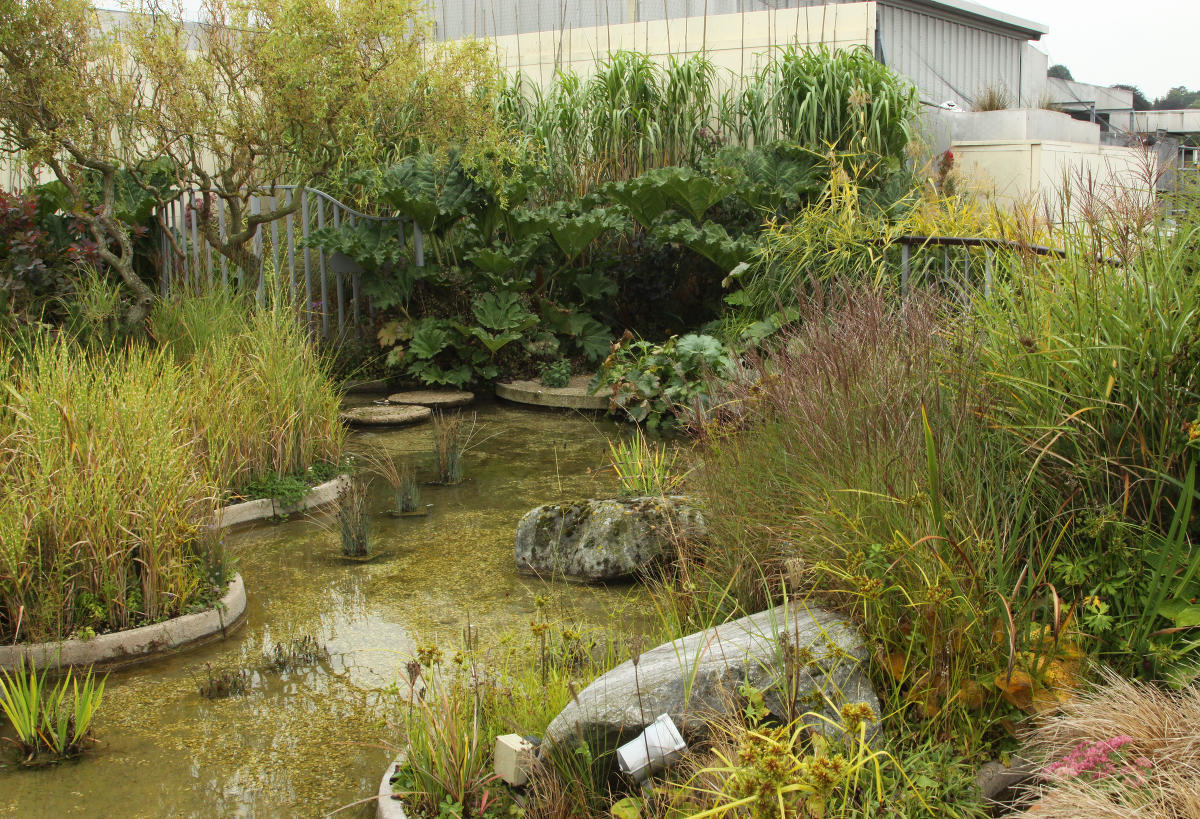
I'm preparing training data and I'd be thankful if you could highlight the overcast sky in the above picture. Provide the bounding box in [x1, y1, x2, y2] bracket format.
[995, 0, 1198, 99]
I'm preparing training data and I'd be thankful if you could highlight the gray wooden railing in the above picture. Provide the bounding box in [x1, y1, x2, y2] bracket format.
[157, 185, 423, 338]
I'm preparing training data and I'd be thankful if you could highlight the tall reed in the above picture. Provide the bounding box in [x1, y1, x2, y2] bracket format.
[0, 292, 345, 643]
[690, 288, 1042, 739]
[152, 290, 346, 488]
[337, 476, 370, 557]
[503, 45, 916, 197]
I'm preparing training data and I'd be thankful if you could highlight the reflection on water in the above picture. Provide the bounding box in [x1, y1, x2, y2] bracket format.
[0, 403, 646, 817]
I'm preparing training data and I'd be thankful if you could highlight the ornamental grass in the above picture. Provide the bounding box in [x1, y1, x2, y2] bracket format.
[0, 293, 343, 643]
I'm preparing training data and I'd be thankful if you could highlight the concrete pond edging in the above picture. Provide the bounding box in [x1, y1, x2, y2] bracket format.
[211, 474, 351, 529]
[0, 475, 347, 671]
[495, 375, 609, 411]
[377, 752, 409, 819]
[0, 574, 247, 672]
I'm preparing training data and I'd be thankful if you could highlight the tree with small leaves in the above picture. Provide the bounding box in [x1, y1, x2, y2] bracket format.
[127, 0, 506, 283]
[0, 0, 158, 325]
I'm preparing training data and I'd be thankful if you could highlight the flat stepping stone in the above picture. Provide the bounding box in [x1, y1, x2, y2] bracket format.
[495, 375, 608, 411]
[339, 404, 432, 427]
[386, 389, 474, 408]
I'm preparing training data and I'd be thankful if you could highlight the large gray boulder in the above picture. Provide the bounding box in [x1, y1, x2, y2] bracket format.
[514, 496, 704, 582]
[544, 606, 879, 749]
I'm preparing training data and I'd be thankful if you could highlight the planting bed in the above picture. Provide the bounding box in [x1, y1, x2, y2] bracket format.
[0, 575, 247, 672]
[213, 474, 352, 529]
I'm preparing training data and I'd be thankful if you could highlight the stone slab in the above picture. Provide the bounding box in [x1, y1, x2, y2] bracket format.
[386, 390, 474, 408]
[339, 404, 433, 427]
[377, 753, 410, 819]
[495, 375, 608, 411]
[0, 574, 247, 672]
[211, 475, 350, 529]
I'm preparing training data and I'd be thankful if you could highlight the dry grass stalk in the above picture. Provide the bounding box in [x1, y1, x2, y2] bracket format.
[1015, 670, 1200, 817]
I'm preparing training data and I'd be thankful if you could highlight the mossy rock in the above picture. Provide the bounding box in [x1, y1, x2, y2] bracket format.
[514, 496, 705, 582]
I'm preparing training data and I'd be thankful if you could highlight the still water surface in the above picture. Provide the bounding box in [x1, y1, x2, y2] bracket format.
[1, 403, 645, 817]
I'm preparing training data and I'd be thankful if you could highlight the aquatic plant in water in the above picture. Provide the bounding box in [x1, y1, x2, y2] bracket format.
[198, 663, 251, 699]
[362, 449, 422, 514]
[0, 660, 106, 764]
[607, 429, 685, 497]
[392, 460, 420, 514]
[337, 476, 370, 557]
[262, 635, 330, 674]
[431, 412, 492, 485]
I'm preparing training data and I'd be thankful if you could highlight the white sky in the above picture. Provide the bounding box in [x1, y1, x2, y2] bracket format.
[995, 0, 1199, 99]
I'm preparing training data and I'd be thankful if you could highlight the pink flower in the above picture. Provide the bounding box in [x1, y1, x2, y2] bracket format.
[1044, 736, 1143, 782]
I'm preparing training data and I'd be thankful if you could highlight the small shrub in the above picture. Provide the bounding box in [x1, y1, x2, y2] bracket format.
[538, 359, 572, 388]
[593, 332, 732, 428]
[0, 188, 96, 325]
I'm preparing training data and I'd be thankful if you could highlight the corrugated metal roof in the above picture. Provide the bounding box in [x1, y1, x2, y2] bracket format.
[890, 0, 1046, 39]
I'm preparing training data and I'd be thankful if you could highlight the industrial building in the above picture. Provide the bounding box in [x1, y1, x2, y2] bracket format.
[428, 0, 1053, 112]
[423, 0, 1191, 210]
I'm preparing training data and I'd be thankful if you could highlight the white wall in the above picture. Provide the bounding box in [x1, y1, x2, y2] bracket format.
[923, 107, 1101, 153]
[950, 138, 1154, 219]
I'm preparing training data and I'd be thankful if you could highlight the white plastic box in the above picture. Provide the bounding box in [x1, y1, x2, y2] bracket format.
[616, 713, 687, 782]
[494, 734, 536, 786]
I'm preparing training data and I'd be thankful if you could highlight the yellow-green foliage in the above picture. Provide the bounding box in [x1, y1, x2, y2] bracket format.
[154, 294, 346, 486]
[0, 297, 343, 643]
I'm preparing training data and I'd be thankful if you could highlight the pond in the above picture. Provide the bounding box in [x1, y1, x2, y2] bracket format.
[0, 403, 649, 817]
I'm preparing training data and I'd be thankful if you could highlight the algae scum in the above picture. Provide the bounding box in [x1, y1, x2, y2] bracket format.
[0, 405, 644, 817]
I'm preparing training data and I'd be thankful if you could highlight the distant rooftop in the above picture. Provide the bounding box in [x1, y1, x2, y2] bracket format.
[904, 0, 1047, 39]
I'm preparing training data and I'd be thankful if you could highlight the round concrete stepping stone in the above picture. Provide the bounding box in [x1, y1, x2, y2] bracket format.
[339, 404, 432, 427]
[386, 389, 474, 408]
[495, 374, 609, 411]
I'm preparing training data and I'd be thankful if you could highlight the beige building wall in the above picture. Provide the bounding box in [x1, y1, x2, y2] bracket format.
[951, 139, 1154, 219]
[491, 3, 877, 84]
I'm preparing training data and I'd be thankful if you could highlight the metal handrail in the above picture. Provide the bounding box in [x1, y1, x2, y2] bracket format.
[891, 234, 1068, 258]
[157, 185, 424, 338]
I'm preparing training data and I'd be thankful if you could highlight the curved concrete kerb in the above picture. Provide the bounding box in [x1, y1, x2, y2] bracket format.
[211, 474, 351, 529]
[495, 375, 608, 411]
[0, 574, 247, 672]
[377, 752, 410, 819]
